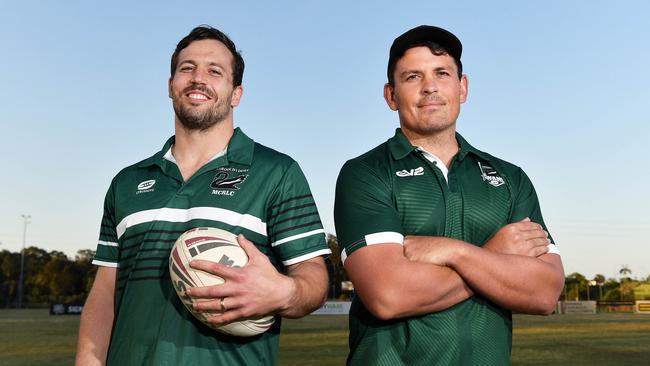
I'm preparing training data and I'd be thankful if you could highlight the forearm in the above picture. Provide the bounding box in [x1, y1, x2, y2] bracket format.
[371, 261, 473, 319]
[346, 244, 473, 321]
[75, 268, 115, 366]
[449, 245, 564, 314]
[279, 258, 329, 318]
[76, 302, 114, 365]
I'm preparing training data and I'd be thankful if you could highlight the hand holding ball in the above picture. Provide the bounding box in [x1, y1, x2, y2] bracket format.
[169, 227, 275, 337]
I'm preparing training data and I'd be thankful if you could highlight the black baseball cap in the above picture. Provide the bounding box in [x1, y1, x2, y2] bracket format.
[387, 25, 463, 81]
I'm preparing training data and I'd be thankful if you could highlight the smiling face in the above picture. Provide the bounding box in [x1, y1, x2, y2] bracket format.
[168, 39, 242, 131]
[384, 46, 468, 138]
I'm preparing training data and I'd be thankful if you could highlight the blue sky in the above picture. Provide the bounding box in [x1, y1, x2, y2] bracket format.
[1, 0, 648, 280]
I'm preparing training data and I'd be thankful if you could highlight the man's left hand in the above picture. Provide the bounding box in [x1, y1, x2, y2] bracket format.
[186, 234, 296, 325]
[403, 236, 460, 266]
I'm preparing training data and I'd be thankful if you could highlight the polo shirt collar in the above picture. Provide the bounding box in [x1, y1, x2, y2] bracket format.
[226, 127, 255, 166]
[388, 128, 494, 163]
[455, 132, 493, 162]
[137, 127, 255, 170]
[388, 128, 417, 160]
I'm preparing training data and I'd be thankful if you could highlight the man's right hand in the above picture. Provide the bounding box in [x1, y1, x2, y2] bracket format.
[483, 218, 550, 257]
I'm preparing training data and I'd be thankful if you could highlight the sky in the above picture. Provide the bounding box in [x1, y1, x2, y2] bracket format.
[0, 0, 648, 280]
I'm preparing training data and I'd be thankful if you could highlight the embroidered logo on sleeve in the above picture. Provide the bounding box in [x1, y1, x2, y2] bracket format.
[478, 162, 504, 187]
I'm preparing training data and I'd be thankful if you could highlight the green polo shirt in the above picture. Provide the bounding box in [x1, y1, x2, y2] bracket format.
[334, 128, 557, 366]
[93, 128, 330, 366]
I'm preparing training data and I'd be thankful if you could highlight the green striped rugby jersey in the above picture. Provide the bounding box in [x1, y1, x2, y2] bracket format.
[94, 128, 330, 366]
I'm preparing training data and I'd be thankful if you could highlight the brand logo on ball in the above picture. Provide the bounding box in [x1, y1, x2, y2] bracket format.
[136, 179, 156, 194]
[478, 162, 505, 187]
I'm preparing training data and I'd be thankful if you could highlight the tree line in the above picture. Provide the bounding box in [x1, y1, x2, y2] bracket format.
[0, 237, 647, 307]
[0, 247, 96, 307]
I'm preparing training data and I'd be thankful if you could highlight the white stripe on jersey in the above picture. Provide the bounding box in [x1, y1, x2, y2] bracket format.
[116, 207, 267, 239]
[92, 259, 119, 267]
[283, 248, 331, 266]
[547, 244, 561, 255]
[340, 231, 404, 265]
[271, 229, 325, 247]
[365, 232, 404, 245]
[98, 240, 118, 247]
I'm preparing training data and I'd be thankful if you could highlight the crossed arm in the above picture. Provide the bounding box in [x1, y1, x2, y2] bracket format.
[403, 219, 564, 314]
[345, 219, 564, 320]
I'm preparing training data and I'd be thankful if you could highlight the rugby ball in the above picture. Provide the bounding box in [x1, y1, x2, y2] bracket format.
[169, 227, 275, 337]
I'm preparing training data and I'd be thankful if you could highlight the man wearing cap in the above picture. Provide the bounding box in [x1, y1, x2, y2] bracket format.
[334, 25, 564, 365]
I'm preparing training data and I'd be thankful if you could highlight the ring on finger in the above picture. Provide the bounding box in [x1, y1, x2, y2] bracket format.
[220, 297, 227, 313]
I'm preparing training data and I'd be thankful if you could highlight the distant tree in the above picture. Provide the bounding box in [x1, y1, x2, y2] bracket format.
[0, 251, 20, 306]
[593, 274, 606, 300]
[324, 234, 347, 299]
[41, 256, 81, 302]
[619, 280, 639, 302]
[75, 249, 95, 263]
[75, 249, 97, 297]
[619, 265, 632, 281]
[565, 272, 587, 300]
[603, 287, 621, 301]
[1, 251, 19, 282]
[22, 247, 53, 304]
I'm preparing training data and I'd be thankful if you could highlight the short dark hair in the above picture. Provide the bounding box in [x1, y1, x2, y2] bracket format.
[170, 25, 245, 87]
[387, 41, 463, 86]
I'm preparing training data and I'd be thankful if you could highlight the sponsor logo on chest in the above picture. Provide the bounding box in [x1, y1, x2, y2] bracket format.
[210, 167, 249, 196]
[396, 166, 424, 177]
[136, 179, 156, 194]
[478, 162, 505, 187]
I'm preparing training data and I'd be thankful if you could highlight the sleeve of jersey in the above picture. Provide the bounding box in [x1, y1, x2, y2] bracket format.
[267, 162, 330, 266]
[92, 182, 120, 267]
[334, 160, 404, 265]
[510, 168, 560, 255]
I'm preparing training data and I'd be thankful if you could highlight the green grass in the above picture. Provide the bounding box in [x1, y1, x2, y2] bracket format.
[512, 314, 650, 365]
[1, 309, 649, 365]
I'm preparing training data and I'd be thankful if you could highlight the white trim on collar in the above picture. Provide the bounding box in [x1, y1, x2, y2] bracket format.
[416, 147, 449, 182]
[163, 145, 227, 165]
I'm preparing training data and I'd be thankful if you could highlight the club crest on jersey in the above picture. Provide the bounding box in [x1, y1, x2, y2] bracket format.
[136, 179, 156, 194]
[478, 162, 504, 187]
[210, 168, 249, 196]
[396, 167, 424, 177]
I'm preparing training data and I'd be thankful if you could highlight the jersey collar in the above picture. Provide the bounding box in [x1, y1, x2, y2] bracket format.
[388, 128, 417, 160]
[388, 128, 494, 163]
[455, 133, 494, 163]
[138, 127, 255, 170]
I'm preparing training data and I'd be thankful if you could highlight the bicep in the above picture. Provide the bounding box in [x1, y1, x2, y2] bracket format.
[286, 256, 327, 278]
[88, 267, 117, 302]
[344, 243, 404, 299]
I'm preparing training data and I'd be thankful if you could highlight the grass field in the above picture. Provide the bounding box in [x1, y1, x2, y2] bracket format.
[1, 309, 649, 365]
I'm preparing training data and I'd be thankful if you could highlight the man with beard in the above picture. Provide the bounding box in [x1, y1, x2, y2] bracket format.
[76, 26, 330, 366]
[334, 25, 564, 365]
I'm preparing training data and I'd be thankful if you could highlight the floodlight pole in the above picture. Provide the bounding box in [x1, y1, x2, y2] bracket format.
[17, 214, 31, 308]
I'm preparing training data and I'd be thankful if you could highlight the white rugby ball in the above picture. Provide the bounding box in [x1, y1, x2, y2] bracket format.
[169, 227, 275, 337]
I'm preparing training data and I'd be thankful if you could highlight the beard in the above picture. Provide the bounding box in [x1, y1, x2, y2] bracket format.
[172, 84, 232, 131]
